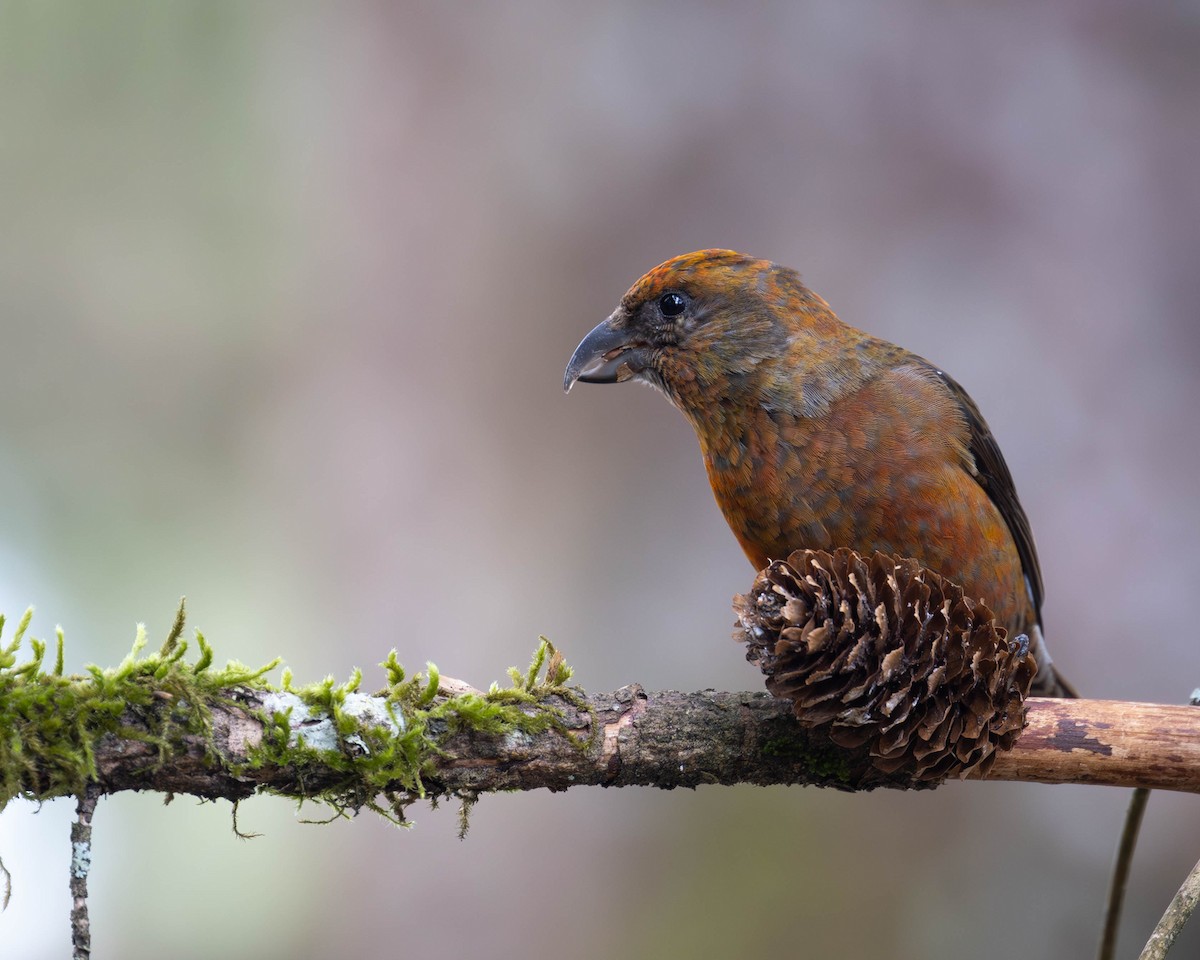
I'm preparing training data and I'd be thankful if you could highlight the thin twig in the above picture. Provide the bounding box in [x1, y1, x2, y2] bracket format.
[1097, 787, 1150, 960]
[69, 786, 99, 960]
[1123, 692, 1200, 959]
[1138, 852, 1200, 960]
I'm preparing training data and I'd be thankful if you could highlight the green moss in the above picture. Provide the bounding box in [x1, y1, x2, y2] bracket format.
[761, 733, 852, 784]
[760, 736, 800, 758]
[246, 635, 580, 825]
[0, 603, 579, 829]
[0, 600, 279, 813]
[798, 741, 853, 783]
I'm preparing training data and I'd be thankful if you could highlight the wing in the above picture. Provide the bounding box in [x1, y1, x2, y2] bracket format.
[923, 363, 1044, 619]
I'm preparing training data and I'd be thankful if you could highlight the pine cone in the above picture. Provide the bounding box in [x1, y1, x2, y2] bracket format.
[734, 549, 1036, 782]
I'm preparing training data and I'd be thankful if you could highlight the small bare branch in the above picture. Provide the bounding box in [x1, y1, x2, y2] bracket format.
[1138, 851, 1200, 960]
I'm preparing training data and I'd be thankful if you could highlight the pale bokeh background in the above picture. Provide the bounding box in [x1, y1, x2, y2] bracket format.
[1, 3, 1198, 958]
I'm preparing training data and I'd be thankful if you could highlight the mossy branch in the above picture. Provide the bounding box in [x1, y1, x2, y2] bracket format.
[2, 608, 1200, 828]
[7, 608, 1198, 960]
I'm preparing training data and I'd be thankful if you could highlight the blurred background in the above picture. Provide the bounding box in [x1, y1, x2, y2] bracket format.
[1, 2, 1198, 958]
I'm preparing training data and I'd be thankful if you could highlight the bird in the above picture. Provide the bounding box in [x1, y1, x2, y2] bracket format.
[564, 249, 1074, 697]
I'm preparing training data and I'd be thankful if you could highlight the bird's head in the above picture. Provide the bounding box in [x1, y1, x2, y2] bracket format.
[564, 249, 845, 410]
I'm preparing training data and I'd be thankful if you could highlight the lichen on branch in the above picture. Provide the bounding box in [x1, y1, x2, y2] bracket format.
[0, 602, 582, 825]
[246, 630, 582, 823]
[2, 602, 1198, 838]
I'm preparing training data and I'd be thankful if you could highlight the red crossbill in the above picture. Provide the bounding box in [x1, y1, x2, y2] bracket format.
[565, 249, 1074, 697]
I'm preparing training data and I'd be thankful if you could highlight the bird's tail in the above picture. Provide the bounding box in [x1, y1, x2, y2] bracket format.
[1027, 624, 1078, 698]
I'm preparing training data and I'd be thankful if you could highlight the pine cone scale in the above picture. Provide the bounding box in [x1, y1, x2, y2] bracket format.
[735, 548, 1037, 783]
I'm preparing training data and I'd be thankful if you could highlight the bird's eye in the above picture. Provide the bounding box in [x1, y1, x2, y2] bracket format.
[658, 292, 687, 318]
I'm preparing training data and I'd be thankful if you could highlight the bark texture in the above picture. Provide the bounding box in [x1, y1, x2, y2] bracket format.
[75, 688, 1200, 802]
